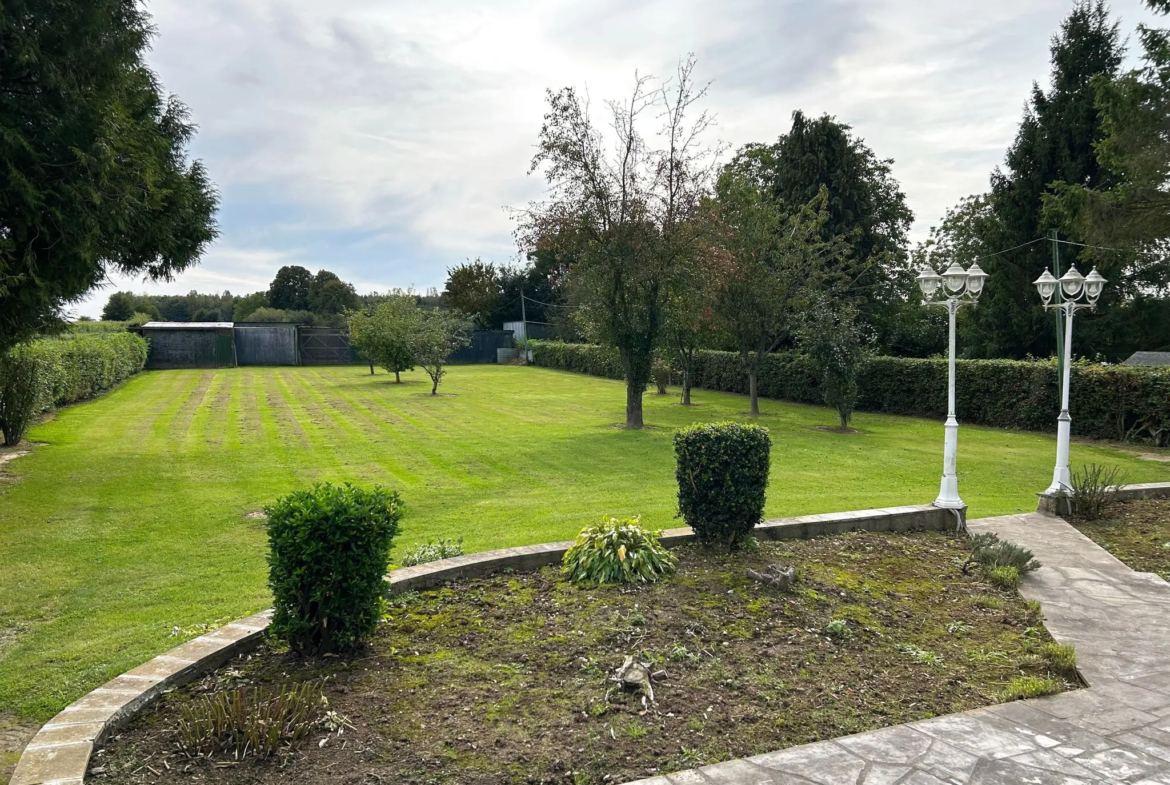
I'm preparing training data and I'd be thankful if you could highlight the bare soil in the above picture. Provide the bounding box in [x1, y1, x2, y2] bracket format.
[90, 531, 1073, 785]
[1075, 497, 1170, 581]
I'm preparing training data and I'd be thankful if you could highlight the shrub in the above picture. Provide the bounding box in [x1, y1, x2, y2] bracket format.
[399, 537, 464, 567]
[1000, 676, 1062, 702]
[562, 516, 677, 586]
[176, 682, 321, 760]
[674, 422, 772, 549]
[266, 483, 403, 654]
[528, 341, 1170, 445]
[0, 345, 43, 446]
[968, 532, 1041, 575]
[1070, 463, 1124, 521]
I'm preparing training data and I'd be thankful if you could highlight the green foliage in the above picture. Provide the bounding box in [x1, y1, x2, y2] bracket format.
[268, 266, 314, 311]
[240, 307, 289, 323]
[443, 259, 501, 329]
[0, 345, 43, 446]
[799, 301, 871, 429]
[347, 296, 418, 381]
[175, 682, 321, 760]
[308, 270, 360, 316]
[894, 643, 943, 666]
[1000, 676, 1063, 702]
[0, 0, 218, 351]
[674, 422, 772, 549]
[232, 292, 270, 322]
[266, 483, 403, 655]
[561, 516, 677, 586]
[409, 309, 472, 395]
[987, 566, 1022, 590]
[970, 532, 1041, 575]
[824, 619, 852, 639]
[399, 537, 464, 567]
[528, 341, 1170, 445]
[1037, 642, 1078, 679]
[1071, 463, 1124, 520]
[0, 334, 148, 445]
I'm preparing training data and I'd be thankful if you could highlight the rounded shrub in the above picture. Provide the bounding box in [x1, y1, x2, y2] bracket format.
[674, 422, 772, 549]
[562, 516, 677, 586]
[266, 483, 402, 655]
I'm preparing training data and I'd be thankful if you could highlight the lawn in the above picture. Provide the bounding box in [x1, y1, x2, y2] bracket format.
[1, 364, 1167, 724]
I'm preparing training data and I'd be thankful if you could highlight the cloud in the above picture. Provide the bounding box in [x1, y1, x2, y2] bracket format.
[76, 0, 1162, 316]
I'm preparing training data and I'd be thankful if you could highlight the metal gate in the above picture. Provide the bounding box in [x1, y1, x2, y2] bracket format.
[234, 325, 298, 365]
[298, 328, 357, 365]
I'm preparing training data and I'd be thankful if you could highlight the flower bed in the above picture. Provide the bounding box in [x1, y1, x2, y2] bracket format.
[89, 531, 1075, 785]
[1075, 497, 1170, 581]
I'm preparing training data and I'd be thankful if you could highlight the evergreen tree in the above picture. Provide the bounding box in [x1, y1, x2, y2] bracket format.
[965, 1, 1123, 359]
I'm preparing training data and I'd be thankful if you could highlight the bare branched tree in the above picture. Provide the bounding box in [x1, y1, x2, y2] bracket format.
[518, 56, 720, 427]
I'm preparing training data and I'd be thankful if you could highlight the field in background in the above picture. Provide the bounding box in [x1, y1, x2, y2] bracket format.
[2, 364, 1168, 721]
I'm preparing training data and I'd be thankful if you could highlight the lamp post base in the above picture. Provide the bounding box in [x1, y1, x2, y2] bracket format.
[934, 475, 965, 509]
[1037, 490, 1073, 518]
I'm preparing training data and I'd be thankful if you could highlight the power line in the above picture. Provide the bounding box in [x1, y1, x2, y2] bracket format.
[522, 293, 581, 309]
[968, 237, 1047, 262]
[1053, 238, 1168, 259]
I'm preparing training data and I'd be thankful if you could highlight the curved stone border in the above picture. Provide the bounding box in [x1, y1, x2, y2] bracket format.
[11, 502, 959, 785]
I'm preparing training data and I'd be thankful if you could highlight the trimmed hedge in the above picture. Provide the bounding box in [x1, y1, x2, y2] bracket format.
[0, 333, 148, 445]
[674, 422, 772, 548]
[529, 340, 1170, 445]
[266, 482, 403, 655]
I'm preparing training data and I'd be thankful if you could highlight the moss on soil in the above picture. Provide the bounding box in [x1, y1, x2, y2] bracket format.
[1075, 497, 1170, 580]
[90, 531, 1075, 785]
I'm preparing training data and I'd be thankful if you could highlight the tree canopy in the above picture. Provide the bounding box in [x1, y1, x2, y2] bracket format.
[0, 0, 219, 351]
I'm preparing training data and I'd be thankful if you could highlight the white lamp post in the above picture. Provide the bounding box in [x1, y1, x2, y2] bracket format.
[1033, 264, 1107, 496]
[917, 261, 987, 508]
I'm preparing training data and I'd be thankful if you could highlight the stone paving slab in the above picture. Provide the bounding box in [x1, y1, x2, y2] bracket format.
[624, 512, 1170, 785]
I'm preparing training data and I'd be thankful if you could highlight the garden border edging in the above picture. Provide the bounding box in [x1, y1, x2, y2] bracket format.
[10, 503, 957, 785]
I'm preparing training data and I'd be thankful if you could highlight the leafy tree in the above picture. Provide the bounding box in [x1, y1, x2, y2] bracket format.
[232, 292, 269, 322]
[409, 309, 472, 395]
[102, 292, 138, 322]
[347, 296, 418, 381]
[962, 1, 1123, 359]
[726, 111, 914, 319]
[241, 307, 287, 322]
[0, 0, 218, 352]
[309, 271, 360, 315]
[444, 259, 501, 328]
[798, 299, 872, 430]
[662, 231, 720, 405]
[520, 57, 717, 427]
[711, 173, 849, 416]
[191, 308, 221, 322]
[268, 266, 313, 311]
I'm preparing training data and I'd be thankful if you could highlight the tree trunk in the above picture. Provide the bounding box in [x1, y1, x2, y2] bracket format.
[431, 375, 439, 395]
[681, 367, 692, 405]
[395, 369, 401, 383]
[368, 361, 375, 375]
[748, 367, 759, 416]
[626, 380, 644, 428]
[839, 407, 848, 431]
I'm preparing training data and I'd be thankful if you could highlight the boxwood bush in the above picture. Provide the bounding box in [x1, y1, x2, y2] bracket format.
[674, 422, 772, 549]
[529, 341, 1170, 445]
[266, 483, 403, 655]
[0, 332, 148, 446]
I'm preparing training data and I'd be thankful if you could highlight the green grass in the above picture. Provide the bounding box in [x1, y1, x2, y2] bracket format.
[1, 364, 1167, 721]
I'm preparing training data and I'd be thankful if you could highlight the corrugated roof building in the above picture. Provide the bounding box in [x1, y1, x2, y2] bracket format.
[1123, 352, 1170, 367]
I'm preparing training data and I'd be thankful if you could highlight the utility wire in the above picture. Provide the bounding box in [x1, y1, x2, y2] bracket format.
[1053, 238, 1168, 258]
[522, 293, 582, 309]
[967, 237, 1047, 262]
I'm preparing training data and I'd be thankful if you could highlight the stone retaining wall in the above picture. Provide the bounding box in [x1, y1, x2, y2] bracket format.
[11, 502, 959, 785]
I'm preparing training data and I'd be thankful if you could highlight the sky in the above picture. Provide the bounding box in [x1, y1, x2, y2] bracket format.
[77, 0, 1161, 317]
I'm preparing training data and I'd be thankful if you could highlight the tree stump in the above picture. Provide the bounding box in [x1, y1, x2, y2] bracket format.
[747, 563, 797, 589]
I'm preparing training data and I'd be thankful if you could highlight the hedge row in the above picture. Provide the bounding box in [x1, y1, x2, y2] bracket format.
[528, 340, 1170, 445]
[14, 332, 149, 415]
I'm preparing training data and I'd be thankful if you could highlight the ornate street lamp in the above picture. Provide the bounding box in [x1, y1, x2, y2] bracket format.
[917, 261, 987, 508]
[1033, 264, 1107, 496]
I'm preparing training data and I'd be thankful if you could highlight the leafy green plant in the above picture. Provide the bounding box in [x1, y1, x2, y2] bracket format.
[1000, 676, 1062, 702]
[0, 345, 43, 446]
[824, 619, 852, 639]
[987, 566, 1021, 590]
[895, 643, 943, 666]
[266, 483, 402, 654]
[674, 422, 772, 549]
[1071, 463, 1124, 521]
[398, 537, 464, 567]
[175, 682, 322, 760]
[967, 532, 1041, 582]
[562, 516, 677, 586]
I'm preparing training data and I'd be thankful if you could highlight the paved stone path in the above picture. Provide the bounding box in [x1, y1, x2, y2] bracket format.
[624, 512, 1170, 785]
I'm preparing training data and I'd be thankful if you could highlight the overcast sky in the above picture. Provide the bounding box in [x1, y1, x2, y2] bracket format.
[76, 0, 1160, 316]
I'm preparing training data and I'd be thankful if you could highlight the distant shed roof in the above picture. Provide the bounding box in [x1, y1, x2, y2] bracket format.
[1123, 351, 1170, 367]
[139, 322, 233, 330]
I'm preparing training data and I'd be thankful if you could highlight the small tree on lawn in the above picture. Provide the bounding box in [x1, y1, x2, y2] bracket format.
[347, 295, 418, 381]
[798, 299, 872, 430]
[519, 57, 719, 428]
[410, 309, 472, 395]
[710, 172, 851, 416]
[663, 236, 720, 406]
